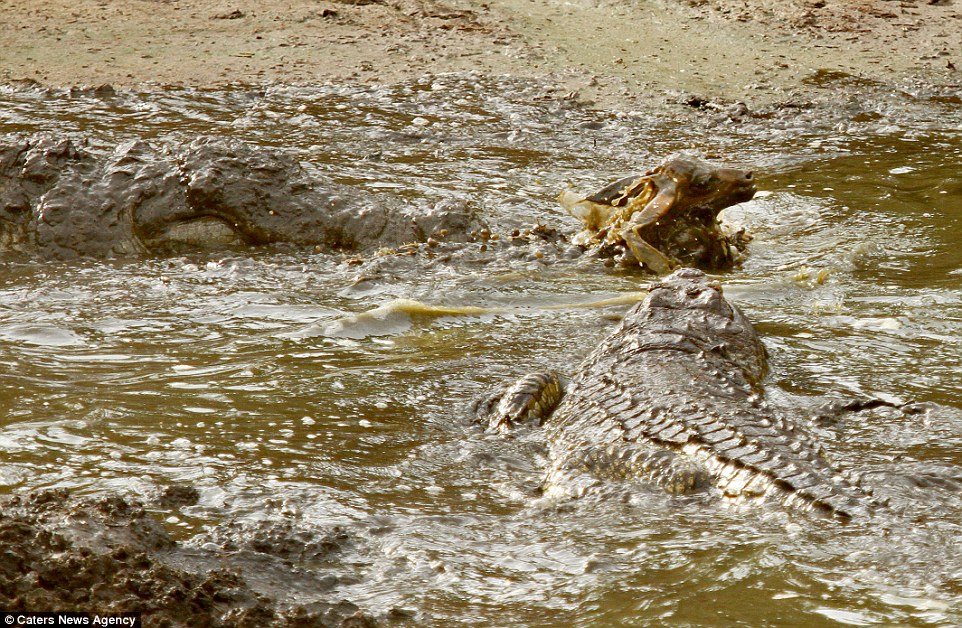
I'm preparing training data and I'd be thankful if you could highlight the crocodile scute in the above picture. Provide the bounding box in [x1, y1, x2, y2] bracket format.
[487, 268, 875, 519]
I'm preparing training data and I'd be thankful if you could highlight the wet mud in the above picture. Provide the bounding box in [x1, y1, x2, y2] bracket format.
[0, 135, 485, 260]
[0, 491, 377, 627]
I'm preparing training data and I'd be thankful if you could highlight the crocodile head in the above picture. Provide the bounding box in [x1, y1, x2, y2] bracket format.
[559, 157, 756, 272]
[634, 268, 768, 386]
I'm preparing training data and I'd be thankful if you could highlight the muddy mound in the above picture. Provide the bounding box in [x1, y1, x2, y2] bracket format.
[0, 135, 486, 260]
[0, 490, 376, 627]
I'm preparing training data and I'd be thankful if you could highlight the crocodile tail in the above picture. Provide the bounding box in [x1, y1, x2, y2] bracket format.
[779, 481, 875, 520]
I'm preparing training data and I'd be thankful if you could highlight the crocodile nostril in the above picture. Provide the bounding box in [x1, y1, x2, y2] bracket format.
[744, 172, 753, 180]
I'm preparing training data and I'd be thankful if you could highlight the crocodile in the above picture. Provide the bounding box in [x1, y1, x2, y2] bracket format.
[476, 268, 875, 519]
[0, 135, 484, 259]
[558, 157, 756, 273]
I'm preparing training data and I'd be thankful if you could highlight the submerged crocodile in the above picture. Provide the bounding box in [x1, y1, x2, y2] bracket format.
[0, 135, 483, 259]
[477, 268, 875, 519]
[559, 157, 756, 273]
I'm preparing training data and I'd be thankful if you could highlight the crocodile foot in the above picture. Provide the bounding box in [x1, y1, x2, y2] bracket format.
[472, 371, 563, 434]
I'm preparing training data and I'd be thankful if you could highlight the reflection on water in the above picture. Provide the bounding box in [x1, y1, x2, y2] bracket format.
[2, 79, 962, 625]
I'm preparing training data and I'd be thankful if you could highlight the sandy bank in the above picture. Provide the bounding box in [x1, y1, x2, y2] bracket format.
[2, 0, 959, 108]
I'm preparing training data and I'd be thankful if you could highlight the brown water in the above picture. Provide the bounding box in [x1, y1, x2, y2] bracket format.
[2, 78, 962, 625]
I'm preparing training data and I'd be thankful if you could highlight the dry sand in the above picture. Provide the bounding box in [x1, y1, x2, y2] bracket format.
[1, 0, 960, 107]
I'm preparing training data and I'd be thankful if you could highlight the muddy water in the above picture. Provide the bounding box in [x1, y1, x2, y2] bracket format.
[2, 78, 962, 625]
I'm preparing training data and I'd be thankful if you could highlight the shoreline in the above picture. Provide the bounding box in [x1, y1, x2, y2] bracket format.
[1, 0, 959, 111]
